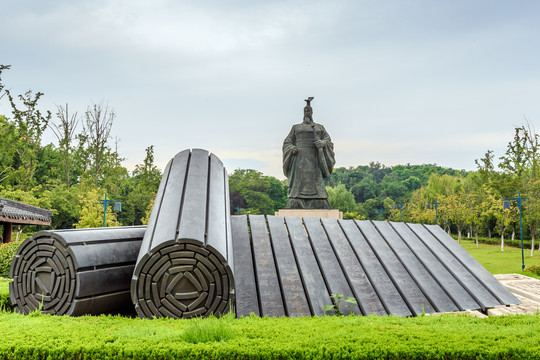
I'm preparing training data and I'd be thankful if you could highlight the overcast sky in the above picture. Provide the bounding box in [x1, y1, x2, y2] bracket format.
[2, 0, 540, 179]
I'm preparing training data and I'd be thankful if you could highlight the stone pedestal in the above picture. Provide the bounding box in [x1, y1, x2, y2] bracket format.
[275, 209, 343, 219]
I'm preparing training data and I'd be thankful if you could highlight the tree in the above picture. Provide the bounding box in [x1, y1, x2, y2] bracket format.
[74, 188, 120, 228]
[0, 115, 16, 184]
[0, 66, 14, 184]
[495, 205, 516, 252]
[523, 178, 540, 256]
[83, 102, 114, 186]
[478, 186, 499, 240]
[132, 145, 162, 192]
[351, 176, 377, 203]
[228, 169, 283, 215]
[0, 64, 10, 100]
[115, 145, 162, 226]
[474, 150, 496, 188]
[445, 193, 469, 243]
[49, 104, 79, 189]
[326, 184, 357, 213]
[7, 89, 51, 189]
[141, 195, 155, 225]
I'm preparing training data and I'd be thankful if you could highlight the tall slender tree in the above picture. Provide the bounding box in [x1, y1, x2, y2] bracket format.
[82, 102, 114, 186]
[49, 103, 79, 189]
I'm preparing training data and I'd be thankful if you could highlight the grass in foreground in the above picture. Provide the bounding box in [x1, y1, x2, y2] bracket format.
[0, 311, 538, 359]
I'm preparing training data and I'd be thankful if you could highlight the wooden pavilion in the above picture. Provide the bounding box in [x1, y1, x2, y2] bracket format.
[0, 198, 52, 243]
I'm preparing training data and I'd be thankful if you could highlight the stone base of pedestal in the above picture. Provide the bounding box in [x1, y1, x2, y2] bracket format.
[275, 209, 343, 219]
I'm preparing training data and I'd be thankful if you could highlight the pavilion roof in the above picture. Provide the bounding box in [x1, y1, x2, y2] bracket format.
[0, 198, 52, 225]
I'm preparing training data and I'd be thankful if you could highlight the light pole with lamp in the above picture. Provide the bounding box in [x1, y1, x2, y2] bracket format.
[426, 199, 438, 225]
[99, 193, 122, 227]
[503, 192, 527, 270]
[375, 208, 384, 221]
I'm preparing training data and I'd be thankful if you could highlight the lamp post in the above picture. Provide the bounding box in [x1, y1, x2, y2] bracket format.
[375, 208, 383, 221]
[503, 192, 527, 270]
[393, 203, 403, 222]
[426, 199, 438, 225]
[99, 193, 122, 227]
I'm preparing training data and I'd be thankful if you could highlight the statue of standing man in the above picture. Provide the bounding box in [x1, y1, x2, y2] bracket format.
[282, 97, 335, 209]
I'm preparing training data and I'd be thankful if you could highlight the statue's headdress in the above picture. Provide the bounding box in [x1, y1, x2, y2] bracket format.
[304, 97, 314, 110]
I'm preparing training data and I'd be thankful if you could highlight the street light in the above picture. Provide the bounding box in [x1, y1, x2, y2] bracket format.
[426, 199, 438, 225]
[393, 202, 403, 222]
[375, 208, 383, 221]
[502, 192, 527, 270]
[99, 193, 122, 227]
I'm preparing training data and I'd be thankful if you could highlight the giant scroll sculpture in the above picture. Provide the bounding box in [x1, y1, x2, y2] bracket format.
[9, 227, 145, 315]
[131, 149, 234, 319]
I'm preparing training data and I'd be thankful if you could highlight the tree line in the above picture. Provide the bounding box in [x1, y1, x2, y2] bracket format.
[2, 64, 539, 255]
[0, 65, 161, 237]
[228, 124, 540, 255]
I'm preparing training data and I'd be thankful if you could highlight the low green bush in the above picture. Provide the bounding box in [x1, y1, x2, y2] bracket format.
[0, 278, 13, 312]
[0, 240, 21, 277]
[524, 265, 540, 276]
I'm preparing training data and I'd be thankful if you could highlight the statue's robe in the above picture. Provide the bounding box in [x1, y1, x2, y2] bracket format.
[282, 122, 335, 209]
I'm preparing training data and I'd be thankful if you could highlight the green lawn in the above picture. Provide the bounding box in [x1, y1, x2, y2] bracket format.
[1, 246, 540, 359]
[0, 311, 538, 359]
[458, 238, 540, 278]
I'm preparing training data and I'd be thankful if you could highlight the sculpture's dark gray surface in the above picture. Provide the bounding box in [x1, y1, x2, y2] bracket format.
[231, 215, 520, 318]
[131, 149, 234, 319]
[283, 97, 335, 209]
[9, 226, 145, 316]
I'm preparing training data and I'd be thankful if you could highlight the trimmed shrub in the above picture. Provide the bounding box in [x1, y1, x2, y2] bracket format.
[451, 235, 533, 249]
[524, 265, 540, 276]
[0, 279, 12, 312]
[0, 240, 22, 277]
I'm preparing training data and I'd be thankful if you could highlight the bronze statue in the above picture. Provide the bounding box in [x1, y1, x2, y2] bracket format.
[282, 97, 335, 209]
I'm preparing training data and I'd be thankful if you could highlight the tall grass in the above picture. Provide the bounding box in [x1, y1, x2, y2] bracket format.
[182, 312, 236, 343]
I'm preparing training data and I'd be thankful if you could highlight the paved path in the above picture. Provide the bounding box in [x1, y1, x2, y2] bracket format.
[488, 274, 540, 316]
[428, 274, 540, 317]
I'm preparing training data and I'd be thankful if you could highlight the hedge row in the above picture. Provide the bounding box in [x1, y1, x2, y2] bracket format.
[0, 280, 11, 312]
[451, 234, 536, 249]
[0, 312, 539, 359]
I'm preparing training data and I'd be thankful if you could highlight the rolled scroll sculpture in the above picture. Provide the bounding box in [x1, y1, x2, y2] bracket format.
[131, 149, 234, 319]
[9, 226, 145, 315]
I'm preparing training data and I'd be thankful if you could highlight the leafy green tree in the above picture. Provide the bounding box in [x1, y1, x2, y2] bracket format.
[495, 205, 516, 252]
[74, 188, 120, 228]
[7, 89, 51, 189]
[48, 184, 82, 229]
[34, 144, 62, 186]
[228, 169, 285, 214]
[326, 184, 357, 213]
[132, 145, 162, 192]
[351, 176, 377, 203]
[475, 150, 496, 186]
[0, 115, 16, 184]
[480, 189, 500, 239]
[116, 145, 161, 226]
[523, 178, 540, 256]
[141, 195, 155, 225]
